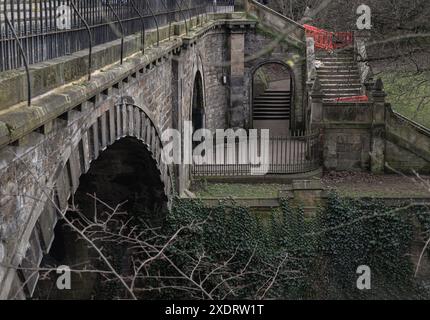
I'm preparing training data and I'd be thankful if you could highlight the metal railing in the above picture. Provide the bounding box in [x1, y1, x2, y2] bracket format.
[0, 0, 235, 73]
[192, 131, 321, 176]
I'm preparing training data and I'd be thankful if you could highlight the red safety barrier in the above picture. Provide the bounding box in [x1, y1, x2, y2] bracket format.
[330, 95, 369, 103]
[304, 24, 354, 51]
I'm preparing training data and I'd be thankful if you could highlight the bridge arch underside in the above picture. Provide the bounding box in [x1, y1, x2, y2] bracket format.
[0, 102, 172, 299]
[33, 137, 167, 300]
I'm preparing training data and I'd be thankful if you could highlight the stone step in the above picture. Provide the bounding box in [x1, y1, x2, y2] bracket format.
[253, 110, 290, 115]
[256, 93, 291, 98]
[319, 62, 356, 67]
[319, 75, 361, 79]
[254, 101, 290, 105]
[323, 93, 363, 97]
[261, 91, 291, 96]
[318, 67, 358, 72]
[253, 103, 291, 108]
[318, 71, 359, 76]
[316, 54, 355, 60]
[253, 115, 290, 120]
[319, 56, 355, 61]
[320, 82, 361, 86]
[255, 95, 291, 101]
[323, 87, 362, 92]
[257, 94, 290, 99]
[254, 107, 290, 111]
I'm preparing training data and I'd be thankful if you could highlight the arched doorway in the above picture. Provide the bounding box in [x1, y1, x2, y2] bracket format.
[251, 62, 293, 137]
[191, 71, 205, 133]
[33, 137, 168, 300]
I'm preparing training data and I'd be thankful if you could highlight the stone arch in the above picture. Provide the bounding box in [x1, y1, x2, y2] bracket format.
[249, 59, 295, 135]
[191, 70, 205, 132]
[188, 49, 207, 126]
[13, 101, 173, 298]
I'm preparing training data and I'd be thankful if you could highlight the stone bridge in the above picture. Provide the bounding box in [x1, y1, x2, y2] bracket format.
[0, 0, 308, 298]
[0, 0, 429, 299]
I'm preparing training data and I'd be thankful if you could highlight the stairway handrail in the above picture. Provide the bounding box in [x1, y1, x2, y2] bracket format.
[247, 0, 304, 30]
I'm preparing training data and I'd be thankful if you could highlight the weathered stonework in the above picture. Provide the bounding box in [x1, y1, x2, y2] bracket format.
[0, 17, 254, 299]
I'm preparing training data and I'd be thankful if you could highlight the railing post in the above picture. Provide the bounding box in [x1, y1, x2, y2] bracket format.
[161, 0, 173, 40]
[310, 77, 324, 129]
[174, 0, 188, 35]
[234, 0, 247, 12]
[3, 0, 31, 106]
[70, 0, 93, 80]
[146, 0, 160, 46]
[105, 0, 125, 64]
[130, 0, 146, 54]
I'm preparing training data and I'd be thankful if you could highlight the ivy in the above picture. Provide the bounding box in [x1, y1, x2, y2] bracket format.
[141, 194, 430, 300]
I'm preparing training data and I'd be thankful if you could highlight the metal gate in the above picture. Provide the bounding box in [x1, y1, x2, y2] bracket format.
[192, 131, 322, 176]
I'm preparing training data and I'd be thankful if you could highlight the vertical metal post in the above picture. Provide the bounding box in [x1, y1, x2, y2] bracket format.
[105, 0, 125, 64]
[130, 0, 145, 54]
[174, 0, 188, 34]
[70, 0, 93, 80]
[4, 0, 31, 106]
[145, 0, 159, 47]
[160, 0, 172, 40]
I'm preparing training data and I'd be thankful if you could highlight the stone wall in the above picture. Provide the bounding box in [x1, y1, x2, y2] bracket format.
[323, 128, 371, 171]
[0, 18, 239, 299]
[243, 29, 306, 130]
[385, 106, 430, 173]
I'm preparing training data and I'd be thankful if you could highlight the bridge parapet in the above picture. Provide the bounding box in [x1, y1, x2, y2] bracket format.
[0, 13, 263, 299]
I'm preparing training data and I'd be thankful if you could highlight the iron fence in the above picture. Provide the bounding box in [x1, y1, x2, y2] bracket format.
[192, 131, 322, 176]
[0, 0, 235, 73]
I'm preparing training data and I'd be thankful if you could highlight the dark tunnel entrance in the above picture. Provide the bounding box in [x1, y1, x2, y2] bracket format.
[33, 137, 168, 299]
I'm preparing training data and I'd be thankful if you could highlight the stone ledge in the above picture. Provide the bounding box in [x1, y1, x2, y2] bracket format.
[0, 14, 222, 112]
[0, 15, 255, 147]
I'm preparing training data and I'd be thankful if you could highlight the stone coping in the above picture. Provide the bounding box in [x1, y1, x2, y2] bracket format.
[0, 13, 250, 112]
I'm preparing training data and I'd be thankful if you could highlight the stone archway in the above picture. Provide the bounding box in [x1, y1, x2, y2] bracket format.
[191, 70, 205, 133]
[5, 101, 173, 299]
[250, 60, 295, 137]
[33, 136, 168, 300]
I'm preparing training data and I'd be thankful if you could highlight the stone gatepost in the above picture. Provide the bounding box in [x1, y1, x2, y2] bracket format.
[228, 26, 246, 128]
[310, 77, 324, 130]
[234, 0, 248, 12]
[370, 78, 387, 174]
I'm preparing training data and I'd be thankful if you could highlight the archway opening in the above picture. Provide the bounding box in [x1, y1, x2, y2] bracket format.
[33, 137, 168, 300]
[192, 71, 205, 133]
[252, 62, 293, 137]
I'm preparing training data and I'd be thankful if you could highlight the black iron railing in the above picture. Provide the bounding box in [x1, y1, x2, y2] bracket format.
[0, 0, 235, 73]
[192, 131, 322, 176]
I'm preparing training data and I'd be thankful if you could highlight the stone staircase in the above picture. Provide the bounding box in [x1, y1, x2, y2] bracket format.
[316, 49, 363, 101]
[253, 89, 291, 120]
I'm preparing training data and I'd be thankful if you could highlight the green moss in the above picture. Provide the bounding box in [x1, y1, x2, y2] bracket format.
[5, 123, 14, 135]
[192, 182, 286, 198]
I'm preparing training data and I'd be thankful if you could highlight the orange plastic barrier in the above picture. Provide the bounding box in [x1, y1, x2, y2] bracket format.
[331, 95, 369, 103]
[304, 24, 354, 51]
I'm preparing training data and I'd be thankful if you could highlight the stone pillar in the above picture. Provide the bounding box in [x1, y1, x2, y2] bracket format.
[228, 28, 246, 128]
[234, 0, 248, 12]
[310, 77, 324, 129]
[172, 53, 189, 196]
[370, 78, 387, 174]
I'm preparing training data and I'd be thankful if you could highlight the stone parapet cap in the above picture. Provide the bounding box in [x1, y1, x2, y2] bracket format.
[0, 14, 255, 113]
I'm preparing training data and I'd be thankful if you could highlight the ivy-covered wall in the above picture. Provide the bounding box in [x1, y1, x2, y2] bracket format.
[155, 195, 430, 300]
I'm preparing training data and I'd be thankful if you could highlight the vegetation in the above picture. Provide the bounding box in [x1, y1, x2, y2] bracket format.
[140, 195, 430, 300]
[192, 182, 285, 198]
[381, 71, 430, 128]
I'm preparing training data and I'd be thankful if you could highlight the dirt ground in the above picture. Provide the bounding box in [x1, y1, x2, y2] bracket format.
[322, 171, 430, 198]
